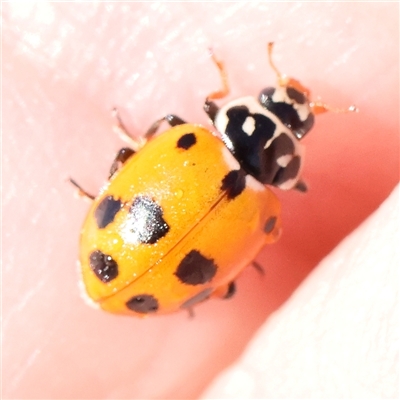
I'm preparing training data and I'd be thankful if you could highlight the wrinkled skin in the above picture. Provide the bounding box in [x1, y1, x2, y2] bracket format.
[3, 3, 398, 399]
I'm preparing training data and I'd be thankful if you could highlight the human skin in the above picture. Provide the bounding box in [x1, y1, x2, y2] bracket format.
[2, 3, 398, 399]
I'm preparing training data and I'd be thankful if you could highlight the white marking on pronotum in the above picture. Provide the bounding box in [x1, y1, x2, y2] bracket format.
[245, 175, 265, 192]
[278, 177, 297, 190]
[221, 146, 241, 170]
[242, 116, 256, 136]
[277, 154, 292, 167]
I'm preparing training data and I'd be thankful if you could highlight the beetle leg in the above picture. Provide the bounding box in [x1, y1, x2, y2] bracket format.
[252, 261, 265, 276]
[187, 308, 195, 318]
[204, 49, 230, 124]
[294, 179, 308, 193]
[145, 114, 187, 138]
[213, 281, 236, 300]
[109, 147, 136, 179]
[223, 281, 236, 299]
[112, 108, 147, 151]
[69, 178, 95, 201]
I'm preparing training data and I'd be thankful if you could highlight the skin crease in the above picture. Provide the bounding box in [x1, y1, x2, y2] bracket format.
[2, 3, 398, 400]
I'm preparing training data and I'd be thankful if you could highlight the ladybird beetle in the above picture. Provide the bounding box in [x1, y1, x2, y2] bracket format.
[72, 43, 356, 316]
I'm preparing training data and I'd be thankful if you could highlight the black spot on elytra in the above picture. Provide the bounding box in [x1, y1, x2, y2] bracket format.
[180, 287, 213, 309]
[177, 133, 196, 150]
[127, 196, 169, 244]
[89, 250, 118, 283]
[264, 216, 277, 234]
[223, 281, 236, 299]
[95, 196, 122, 229]
[175, 250, 217, 285]
[126, 294, 159, 314]
[221, 170, 246, 199]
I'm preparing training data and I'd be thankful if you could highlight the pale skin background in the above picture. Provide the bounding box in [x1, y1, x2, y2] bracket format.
[2, 3, 399, 399]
